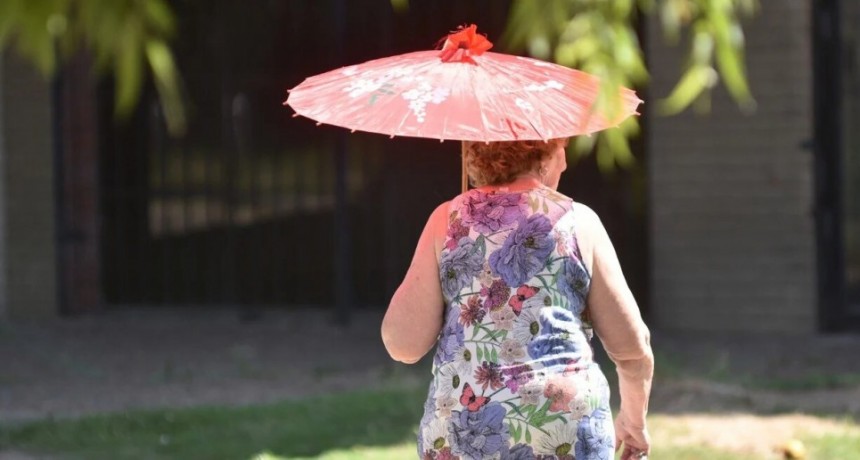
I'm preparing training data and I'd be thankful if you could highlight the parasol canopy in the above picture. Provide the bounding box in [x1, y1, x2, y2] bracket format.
[285, 24, 642, 143]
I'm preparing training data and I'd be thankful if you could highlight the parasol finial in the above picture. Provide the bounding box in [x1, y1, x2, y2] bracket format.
[438, 24, 493, 64]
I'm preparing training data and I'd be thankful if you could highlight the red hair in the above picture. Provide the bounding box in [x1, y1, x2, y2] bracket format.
[462, 139, 564, 187]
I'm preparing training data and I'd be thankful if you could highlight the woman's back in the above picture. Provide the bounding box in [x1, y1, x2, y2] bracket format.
[419, 186, 615, 460]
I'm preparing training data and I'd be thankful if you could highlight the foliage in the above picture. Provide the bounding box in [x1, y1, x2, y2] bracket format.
[0, 0, 186, 135]
[503, 0, 757, 169]
[0, 0, 756, 160]
[394, 0, 757, 169]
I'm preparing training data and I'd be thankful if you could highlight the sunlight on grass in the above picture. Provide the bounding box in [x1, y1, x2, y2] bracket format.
[0, 386, 427, 460]
[2, 385, 859, 460]
[295, 443, 416, 460]
[649, 413, 860, 460]
[250, 443, 417, 460]
[804, 432, 860, 459]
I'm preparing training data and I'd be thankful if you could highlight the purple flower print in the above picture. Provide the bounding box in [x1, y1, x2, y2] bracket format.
[481, 279, 510, 311]
[527, 308, 586, 367]
[439, 237, 484, 300]
[449, 402, 510, 459]
[537, 305, 577, 334]
[526, 334, 578, 367]
[508, 443, 537, 459]
[437, 312, 465, 364]
[423, 380, 438, 415]
[445, 218, 470, 251]
[558, 256, 590, 314]
[489, 215, 555, 288]
[418, 379, 441, 459]
[461, 190, 526, 233]
[575, 407, 615, 460]
[502, 362, 533, 393]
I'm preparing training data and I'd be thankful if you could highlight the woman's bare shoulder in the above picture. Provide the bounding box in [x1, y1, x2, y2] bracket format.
[430, 200, 452, 224]
[425, 200, 452, 253]
[569, 201, 606, 273]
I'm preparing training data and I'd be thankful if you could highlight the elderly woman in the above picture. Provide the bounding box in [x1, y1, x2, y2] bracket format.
[381, 139, 653, 460]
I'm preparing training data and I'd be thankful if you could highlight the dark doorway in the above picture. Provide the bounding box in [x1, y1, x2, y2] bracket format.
[814, 0, 860, 330]
[839, 0, 860, 323]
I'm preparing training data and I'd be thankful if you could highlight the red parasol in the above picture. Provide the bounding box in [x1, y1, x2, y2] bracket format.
[285, 25, 642, 188]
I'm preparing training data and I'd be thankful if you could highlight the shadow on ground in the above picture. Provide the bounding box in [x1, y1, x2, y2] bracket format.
[2, 307, 860, 459]
[3, 307, 860, 422]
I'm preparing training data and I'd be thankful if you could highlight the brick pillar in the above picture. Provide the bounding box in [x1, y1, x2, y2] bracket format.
[0, 52, 58, 319]
[646, 1, 817, 333]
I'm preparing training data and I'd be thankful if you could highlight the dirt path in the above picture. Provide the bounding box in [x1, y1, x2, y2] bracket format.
[0, 308, 421, 423]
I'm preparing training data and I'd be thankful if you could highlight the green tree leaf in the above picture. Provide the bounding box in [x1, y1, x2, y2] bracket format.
[504, 0, 757, 169]
[114, 25, 143, 117]
[390, 0, 409, 12]
[658, 65, 718, 115]
[146, 40, 187, 136]
[0, 0, 186, 136]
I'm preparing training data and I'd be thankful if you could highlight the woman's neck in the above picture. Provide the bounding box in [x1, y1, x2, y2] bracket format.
[476, 174, 546, 193]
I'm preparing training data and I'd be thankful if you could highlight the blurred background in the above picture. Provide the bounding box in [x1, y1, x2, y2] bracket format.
[1, 1, 859, 459]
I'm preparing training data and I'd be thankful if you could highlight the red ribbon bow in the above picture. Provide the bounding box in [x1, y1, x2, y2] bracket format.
[438, 24, 493, 64]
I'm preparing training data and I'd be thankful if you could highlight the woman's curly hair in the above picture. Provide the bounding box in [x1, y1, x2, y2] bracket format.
[462, 139, 565, 187]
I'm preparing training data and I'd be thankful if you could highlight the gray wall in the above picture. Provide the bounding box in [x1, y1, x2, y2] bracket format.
[0, 52, 57, 319]
[647, 1, 817, 333]
[0, 53, 5, 319]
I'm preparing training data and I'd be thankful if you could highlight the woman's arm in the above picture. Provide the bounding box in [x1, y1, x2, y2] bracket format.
[575, 203, 654, 435]
[381, 202, 448, 364]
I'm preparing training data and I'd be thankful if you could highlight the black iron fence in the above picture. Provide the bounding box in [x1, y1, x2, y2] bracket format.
[96, 0, 647, 313]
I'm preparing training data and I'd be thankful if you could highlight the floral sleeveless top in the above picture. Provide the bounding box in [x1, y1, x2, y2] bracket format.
[417, 186, 614, 460]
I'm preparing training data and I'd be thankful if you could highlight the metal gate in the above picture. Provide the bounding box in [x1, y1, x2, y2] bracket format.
[94, 0, 648, 315]
[98, 0, 513, 309]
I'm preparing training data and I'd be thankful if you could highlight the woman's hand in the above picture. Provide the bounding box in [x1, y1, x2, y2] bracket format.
[615, 411, 651, 460]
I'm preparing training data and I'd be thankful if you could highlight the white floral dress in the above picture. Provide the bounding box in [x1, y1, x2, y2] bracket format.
[417, 186, 614, 460]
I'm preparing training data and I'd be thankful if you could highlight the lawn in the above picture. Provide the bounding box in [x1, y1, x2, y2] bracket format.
[1, 385, 859, 460]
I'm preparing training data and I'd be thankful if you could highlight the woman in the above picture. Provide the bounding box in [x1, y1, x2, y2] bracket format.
[381, 138, 653, 460]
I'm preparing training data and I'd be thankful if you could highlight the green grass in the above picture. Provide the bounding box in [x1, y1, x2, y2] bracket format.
[2, 385, 860, 460]
[0, 387, 427, 460]
[803, 432, 860, 459]
[647, 446, 751, 459]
